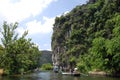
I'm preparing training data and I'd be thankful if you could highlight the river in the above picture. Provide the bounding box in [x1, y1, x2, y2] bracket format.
[0, 71, 119, 80]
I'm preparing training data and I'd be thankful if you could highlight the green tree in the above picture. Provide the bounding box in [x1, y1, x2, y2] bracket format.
[0, 22, 18, 74]
[89, 37, 106, 70]
[0, 22, 41, 74]
[0, 45, 4, 68]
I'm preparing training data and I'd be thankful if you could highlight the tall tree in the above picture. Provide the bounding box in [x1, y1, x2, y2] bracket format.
[0, 22, 41, 74]
[0, 22, 18, 73]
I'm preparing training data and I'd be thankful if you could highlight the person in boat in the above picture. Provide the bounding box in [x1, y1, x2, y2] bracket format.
[59, 66, 63, 73]
[73, 68, 79, 74]
[53, 65, 59, 73]
[70, 68, 74, 73]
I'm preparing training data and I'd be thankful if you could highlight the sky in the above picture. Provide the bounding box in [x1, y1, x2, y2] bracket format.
[0, 0, 87, 51]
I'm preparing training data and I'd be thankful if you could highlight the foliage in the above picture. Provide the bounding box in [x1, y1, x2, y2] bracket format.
[0, 45, 4, 68]
[40, 63, 53, 70]
[0, 22, 41, 74]
[52, 0, 120, 75]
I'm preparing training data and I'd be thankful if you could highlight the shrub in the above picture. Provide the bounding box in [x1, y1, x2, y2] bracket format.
[40, 63, 53, 70]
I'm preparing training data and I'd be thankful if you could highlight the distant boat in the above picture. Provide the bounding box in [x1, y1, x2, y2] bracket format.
[53, 65, 59, 73]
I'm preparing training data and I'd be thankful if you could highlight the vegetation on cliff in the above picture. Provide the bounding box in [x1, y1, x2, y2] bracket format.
[52, 0, 120, 75]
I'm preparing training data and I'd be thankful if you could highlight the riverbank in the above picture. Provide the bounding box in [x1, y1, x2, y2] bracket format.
[88, 70, 120, 77]
[88, 71, 108, 76]
[0, 68, 39, 76]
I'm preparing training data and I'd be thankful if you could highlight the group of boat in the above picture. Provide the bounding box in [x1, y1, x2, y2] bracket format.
[53, 66, 81, 76]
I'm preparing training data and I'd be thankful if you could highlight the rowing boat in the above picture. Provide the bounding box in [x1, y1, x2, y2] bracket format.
[62, 72, 80, 76]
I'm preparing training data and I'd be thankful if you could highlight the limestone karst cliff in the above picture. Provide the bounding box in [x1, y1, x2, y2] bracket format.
[51, 0, 120, 75]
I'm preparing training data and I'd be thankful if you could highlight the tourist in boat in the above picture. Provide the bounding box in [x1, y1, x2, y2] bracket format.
[73, 68, 79, 74]
[72, 68, 80, 76]
[70, 68, 74, 73]
[53, 65, 59, 73]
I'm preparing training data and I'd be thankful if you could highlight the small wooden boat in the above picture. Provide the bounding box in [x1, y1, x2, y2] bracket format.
[62, 72, 80, 76]
[62, 72, 72, 75]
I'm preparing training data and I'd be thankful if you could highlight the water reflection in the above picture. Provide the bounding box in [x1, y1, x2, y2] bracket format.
[0, 71, 120, 80]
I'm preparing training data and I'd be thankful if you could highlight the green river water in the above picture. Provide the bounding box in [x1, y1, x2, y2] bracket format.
[0, 71, 119, 80]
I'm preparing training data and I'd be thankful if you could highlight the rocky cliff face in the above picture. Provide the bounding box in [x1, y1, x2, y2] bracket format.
[51, 0, 98, 67]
